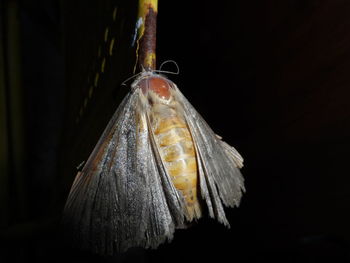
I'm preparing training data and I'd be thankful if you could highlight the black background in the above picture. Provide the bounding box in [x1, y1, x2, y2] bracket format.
[1, 0, 350, 262]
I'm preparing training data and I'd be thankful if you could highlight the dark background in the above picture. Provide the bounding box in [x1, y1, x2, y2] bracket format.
[1, 0, 349, 262]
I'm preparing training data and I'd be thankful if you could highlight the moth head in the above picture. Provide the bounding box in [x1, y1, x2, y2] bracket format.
[136, 74, 174, 104]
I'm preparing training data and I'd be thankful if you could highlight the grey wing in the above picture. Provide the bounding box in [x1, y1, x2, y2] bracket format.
[63, 90, 184, 255]
[173, 87, 245, 227]
[220, 139, 244, 169]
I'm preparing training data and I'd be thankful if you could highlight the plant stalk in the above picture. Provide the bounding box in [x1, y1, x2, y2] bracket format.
[136, 0, 158, 71]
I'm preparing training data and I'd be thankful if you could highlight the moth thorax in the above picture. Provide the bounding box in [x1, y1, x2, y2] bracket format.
[139, 76, 172, 101]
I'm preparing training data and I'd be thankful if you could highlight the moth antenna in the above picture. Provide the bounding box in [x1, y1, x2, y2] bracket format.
[121, 71, 143, 86]
[122, 61, 178, 88]
[156, 60, 180, 75]
[76, 161, 85, 171]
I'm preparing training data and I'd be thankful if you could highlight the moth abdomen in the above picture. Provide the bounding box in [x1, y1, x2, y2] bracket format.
[150, 97, 202, 221]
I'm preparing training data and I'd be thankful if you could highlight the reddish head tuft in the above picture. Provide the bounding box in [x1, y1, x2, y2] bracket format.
[139, 76, 171, 99]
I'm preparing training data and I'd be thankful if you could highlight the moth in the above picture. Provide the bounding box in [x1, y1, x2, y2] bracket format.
[63, 70, 245, 255]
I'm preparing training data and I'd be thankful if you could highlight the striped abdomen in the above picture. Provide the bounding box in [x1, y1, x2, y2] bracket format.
[139, 75, 202, 221]
[151, 104, 201, 221]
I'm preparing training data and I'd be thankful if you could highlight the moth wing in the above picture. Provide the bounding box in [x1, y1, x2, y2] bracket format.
[143, 111, 187, 227]
[63, 89, 184, 255]
[172, 86, 245, 227]
[220, 139, 244, 169]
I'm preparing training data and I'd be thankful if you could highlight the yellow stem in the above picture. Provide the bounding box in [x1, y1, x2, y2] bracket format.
[135, 0, 158, 71]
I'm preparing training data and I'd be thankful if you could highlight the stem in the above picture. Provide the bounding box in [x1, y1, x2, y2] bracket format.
[136, 0, 158, 71]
